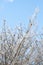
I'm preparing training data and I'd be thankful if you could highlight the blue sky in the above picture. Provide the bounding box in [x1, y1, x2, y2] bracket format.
[0, 0, 43, 31]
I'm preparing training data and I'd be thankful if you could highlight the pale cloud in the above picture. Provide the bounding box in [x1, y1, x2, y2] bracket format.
[4, 0, 14, 3]
[7, 0, 14, 2]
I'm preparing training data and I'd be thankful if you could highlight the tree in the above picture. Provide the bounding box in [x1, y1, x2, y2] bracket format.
[0, 8, 43, 65]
